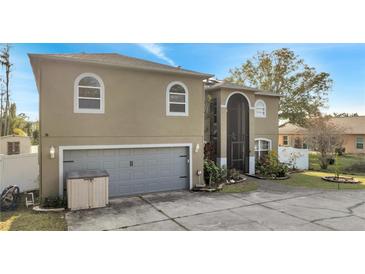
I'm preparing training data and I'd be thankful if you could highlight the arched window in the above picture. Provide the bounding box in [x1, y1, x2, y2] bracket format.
[255, 100, 266, 118]
[74, 73, 104, 113]
[255, 138, 272, 160]
[166, 81, 188, 116]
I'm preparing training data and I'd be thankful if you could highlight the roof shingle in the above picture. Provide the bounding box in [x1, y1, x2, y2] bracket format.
[279, 116, 365, 135]
[28, 53, 213, 78]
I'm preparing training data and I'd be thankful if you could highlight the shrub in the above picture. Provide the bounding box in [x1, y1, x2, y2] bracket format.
[327, 158, 335, 165]
[344, 162, 365, 174]
[318, 155, 329, 169]
[204, 159, 227, 186]
[204, 142, 216, 161]
[43, 196, 67, 208]
[335, 147, 346, 156]
[256, 151, 288, 178]
[228, 168, 242, 181]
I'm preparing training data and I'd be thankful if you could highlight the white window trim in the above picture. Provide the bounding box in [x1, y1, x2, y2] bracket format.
[255, 138, 272, 158]
[356, 136, 364, 149]
[74, 72, 105, 114]
[166, 81, 189, 117]
[255, 99, 266, 118]
[221, 91, 255, 109]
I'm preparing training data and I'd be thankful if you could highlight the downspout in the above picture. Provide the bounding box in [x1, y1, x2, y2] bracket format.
[37, 63, 43, 201]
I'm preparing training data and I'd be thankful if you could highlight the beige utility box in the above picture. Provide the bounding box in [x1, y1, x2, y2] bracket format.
[66, 169, 109, 210]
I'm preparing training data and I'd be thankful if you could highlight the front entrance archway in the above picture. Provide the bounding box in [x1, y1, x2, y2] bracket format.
[227, 93, 250, 172]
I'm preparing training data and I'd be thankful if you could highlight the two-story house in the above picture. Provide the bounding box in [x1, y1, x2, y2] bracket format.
[29, 53, 280, 200]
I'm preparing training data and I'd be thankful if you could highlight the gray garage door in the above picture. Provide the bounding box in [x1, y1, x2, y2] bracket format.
[63, 147, 189, 197]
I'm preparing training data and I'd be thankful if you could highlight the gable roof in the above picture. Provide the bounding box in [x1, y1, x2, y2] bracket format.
[279, 116, 365, 135]
[28, 53, 213, 79]
[329, 116, 365, 134]
[279, 123, 308, 134]
[205, 81, 281, 97]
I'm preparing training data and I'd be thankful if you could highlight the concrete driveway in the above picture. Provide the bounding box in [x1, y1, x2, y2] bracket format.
[66, 180, 365, 231]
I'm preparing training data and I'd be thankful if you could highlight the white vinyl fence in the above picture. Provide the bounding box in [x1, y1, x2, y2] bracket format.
[278, 146, 309, 170]
[0, 153, 39, 192]
[31, 145, 39, 154]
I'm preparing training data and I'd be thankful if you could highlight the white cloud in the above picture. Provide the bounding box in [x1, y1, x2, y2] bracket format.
[138, 43, 176, 66]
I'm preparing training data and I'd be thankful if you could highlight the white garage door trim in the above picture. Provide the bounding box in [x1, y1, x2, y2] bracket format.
[58, 143, 193, 197]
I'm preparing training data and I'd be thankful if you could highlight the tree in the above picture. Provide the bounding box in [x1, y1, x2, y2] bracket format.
[226, 48, 333, 126]
[0, 44, 39, 143]
[31, 121, 40, 145]
[306, 116, 344, 169]
[0, 44, 13, 136]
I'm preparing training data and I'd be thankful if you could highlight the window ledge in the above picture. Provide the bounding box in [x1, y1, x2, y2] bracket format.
[166, 112, 189, 117]
[74, 109, 105, 114]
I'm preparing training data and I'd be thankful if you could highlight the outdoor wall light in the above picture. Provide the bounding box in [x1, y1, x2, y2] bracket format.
[196, 170, 203, 186]
[50, 146, 55, 159]
[195, 143, 200, 153]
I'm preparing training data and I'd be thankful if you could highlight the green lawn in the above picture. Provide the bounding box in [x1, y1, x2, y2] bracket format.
[309, 152, 365, 175]
[274, 171, 365, 190]
[220, 181, 258, 193]
[0, 194, 67, 231]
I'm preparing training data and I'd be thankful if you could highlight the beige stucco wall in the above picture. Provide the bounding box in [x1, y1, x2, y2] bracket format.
[32, 58, 206, 198]
[254, 95, 279, 153]
[206, 88, 279, 171]
[0, 136, 31, 155]
[342, 134, 365, 154]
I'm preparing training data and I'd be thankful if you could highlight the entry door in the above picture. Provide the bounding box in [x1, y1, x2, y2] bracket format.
[63, 147, 190, 197]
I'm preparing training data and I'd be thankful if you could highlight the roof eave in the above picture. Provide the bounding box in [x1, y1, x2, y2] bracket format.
[255, 92, 282, 97]
[205, 85, 281, 97]
[28, 54, 41, 93]
[28, 54, 213, 79]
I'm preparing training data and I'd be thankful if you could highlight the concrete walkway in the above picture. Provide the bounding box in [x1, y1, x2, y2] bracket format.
[66, 179, 365, 231]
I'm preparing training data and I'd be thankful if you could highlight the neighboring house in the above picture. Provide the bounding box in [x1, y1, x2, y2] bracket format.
[204, 82, 280, 174]
[0, 135, 32, 155]
[328, 116, 365, 154]
[279, 116, 365, 154]
[278, 123, 308, 148]
[29, 53, 280, 200]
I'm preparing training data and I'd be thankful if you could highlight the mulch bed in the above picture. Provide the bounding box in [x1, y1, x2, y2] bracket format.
[321, 176, 360, 184]
[192, 177, 248, 192]
[245, 173, 289, 180]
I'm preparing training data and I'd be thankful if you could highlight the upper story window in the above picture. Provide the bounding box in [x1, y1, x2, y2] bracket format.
[255, 100, 266, 118]
[74, 73, 105, 114]
[356, 136, 364, 149]
[166, 81, 189, 116]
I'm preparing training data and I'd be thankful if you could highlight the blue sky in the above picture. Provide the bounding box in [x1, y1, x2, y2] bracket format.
[6, 43, 365, 120]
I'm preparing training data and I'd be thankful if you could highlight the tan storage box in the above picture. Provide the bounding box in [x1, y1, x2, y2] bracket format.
[66, 169, 109, 210]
